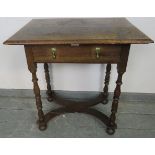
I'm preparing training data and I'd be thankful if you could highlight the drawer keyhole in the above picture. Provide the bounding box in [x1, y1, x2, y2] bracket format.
[95, 47, 101, 59]
[51, 48, 56, 59]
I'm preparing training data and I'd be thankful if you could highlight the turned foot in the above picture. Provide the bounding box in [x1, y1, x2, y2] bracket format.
[47, 96, 53, 102]
[39, 122, 47, 131]
[102, 98, 109, 105]
[46, 90, 53, 102]
[106, 127, 115, 135]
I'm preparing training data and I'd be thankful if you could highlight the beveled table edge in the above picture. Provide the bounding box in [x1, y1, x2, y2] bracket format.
[3, 38, 154, 45]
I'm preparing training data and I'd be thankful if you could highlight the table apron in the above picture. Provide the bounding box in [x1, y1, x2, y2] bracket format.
[31, 45, 122, 63]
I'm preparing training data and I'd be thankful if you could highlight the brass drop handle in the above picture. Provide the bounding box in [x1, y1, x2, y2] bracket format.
[95, 47, 101, 59]
[51, 48, 56, 59]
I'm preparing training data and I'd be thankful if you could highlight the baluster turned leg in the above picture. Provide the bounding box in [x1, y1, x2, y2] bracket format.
[31, 63, 47, 130]
[44, 63, 53, 102]
[106, 45, 130, 135]
[106, 66, 124, 135]
[102, 64, 111, 104]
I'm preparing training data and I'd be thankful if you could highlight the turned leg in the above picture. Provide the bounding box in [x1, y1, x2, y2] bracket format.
[102, 64, 111, 104]
[106, 67, 124, 135]
[44, 63, 53, 102]
[105, 45, 130, 135]
[31, 63, 47, 130]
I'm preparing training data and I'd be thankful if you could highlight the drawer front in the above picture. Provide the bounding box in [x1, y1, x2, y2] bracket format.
[32, 45, 121, 63]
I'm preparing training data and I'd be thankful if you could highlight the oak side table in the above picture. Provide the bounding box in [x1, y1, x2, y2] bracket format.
[4, 18, 153, 135]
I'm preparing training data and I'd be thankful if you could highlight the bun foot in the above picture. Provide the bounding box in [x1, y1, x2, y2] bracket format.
[106, 127, 115, 135]
[46, 91, 53, 102]
[39, 122, 47, 131]
[102, 98, 108, 105]
[47, 96, 53, 102]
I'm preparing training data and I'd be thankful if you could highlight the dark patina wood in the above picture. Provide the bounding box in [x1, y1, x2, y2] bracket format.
[4, 18, 153, 135]
[44, 63, 53, 102]
[107, 45, 130, 134]
[4, 18, 153, 45]
[102, 64, 111, 104]
[24, 46, 46, 130]
[32, 44, 121, 63]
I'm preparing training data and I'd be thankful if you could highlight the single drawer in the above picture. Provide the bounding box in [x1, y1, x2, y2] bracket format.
[32, 45, 121, 63]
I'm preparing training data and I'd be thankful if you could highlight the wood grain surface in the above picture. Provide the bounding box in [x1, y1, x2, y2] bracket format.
[4, 18, 153, 45]
[31, 45, 121, 63]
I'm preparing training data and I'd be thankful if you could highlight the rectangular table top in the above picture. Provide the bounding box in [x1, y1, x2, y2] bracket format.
[4, 18, 153, 45]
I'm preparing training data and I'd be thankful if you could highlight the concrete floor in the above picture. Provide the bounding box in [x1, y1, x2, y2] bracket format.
[0, 89, 155, 138]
